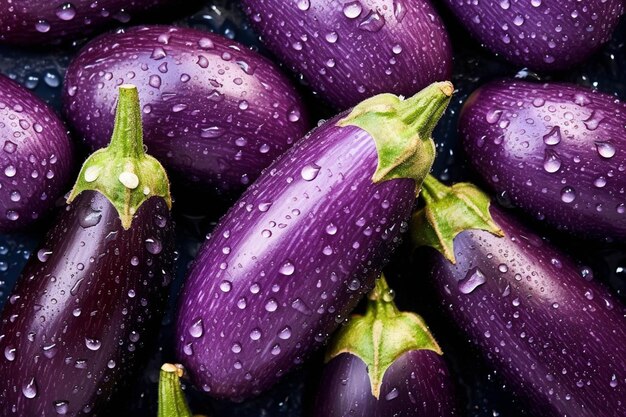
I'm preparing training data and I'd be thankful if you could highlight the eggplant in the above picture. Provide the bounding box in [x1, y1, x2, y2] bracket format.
[0, 0, 178, 46]
[0, 85, 175, 416]
[443, 0, 624, 71]
[63, 25, 308, 196]
[175, 82, 454, 400]
[0, 74, 73, 232]
[241, 0, 452, 110]
[312, 275, 458, 417]
[460, 79, 626, 241]
[411, 174, 626, 417]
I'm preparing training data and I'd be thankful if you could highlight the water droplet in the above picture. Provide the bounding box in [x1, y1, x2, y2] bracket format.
[543, 126, 562, 145]
[189, 319, 204, 338]
[145, 238, 162, 255]
[385, 387, 399, 401]
[343, 1, 362, 18]
[278, 326, 292, 340]
[325, 31, 338, 43]
[560, 186, 576, 203]
[56, 3, 76, 20]
[118, 171, 139, 189]
[265, 299, 278, 312]
[543, 150, 562, 173]
[485, 109, 502, 124]
[35, 20, 50, 33]
[148, 75, 161, 89]
[4, 346, 16, 361]
[301, 163, 321, 181]
[85, 338, 101, 351]
[358, 10, 385, 32]
[250, 328, 262, 340]
[595, 141, 616, 159]
[22, 377, 38, 399]
[458, 268, 487, 294]
[296, 0, 310, 11]
[151, 47, 167, 60]
[3, 141, 16, 153]
[4, 165, 16, 177]
[279, 261, 295, 276]
[84, 165, 101, 183]
[53, 400, 69, 415]
[583, 111, 604, 131]
[37, 249, 52, 262]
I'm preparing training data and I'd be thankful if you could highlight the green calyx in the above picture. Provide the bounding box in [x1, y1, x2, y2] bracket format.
[411, 174, 504, 263]
[67, 85, 171, 229]
[158, 364, 194, 417]
[337, 81, 453, 194]
[325, 274, 441, 399]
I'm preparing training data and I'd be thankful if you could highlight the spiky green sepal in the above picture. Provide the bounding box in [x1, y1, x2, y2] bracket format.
[337, 82, 453, 194]
[67, 85, 171, 229]
[325, 275, 441, 399]
[411, 174, 504, 263]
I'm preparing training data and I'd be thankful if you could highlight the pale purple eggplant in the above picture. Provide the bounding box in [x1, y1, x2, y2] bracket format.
[63, 25, 308, 196]
[411, 175, 626, 417]
[443, 0, 624, 70]
[241, 0, 452, 109]
[0, 0, 178, 46]
[175, 82, 454, 400]
[312, 276, 458, 417]
[0, 74, 73, 232]
[460, 79, 626, 241]
[0, 86, 175, 416]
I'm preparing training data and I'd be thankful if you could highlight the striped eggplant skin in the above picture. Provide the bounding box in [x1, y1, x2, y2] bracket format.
[461, 80, 626, 241]
[63, 26, 308, 196]
[0, 74, 73, 233]
[175, 118, 416, 400]
[241, 0, 452, 109]
[313, 351, 458, 417]
[0, 0, 178, 46]
[0, 191, 175, 416]
[422, 204, 626, 417]
[443, 0, 624, 71]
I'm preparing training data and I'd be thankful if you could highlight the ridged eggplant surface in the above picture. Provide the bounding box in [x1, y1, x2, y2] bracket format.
[175, 119, 416, 400]
[241, 0, 452, 109]
[443, 0, 624, 71]
[63, 26, 308, 196]
[423, 205, 626, 417]
[0, 74, 74, 233]
[0, 191, 175, 416]
[461, 80, 626, 241]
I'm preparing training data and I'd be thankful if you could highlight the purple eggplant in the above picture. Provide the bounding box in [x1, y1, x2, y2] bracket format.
[241, 0, 452, 109]
[175, 82, 454, 400]
[0, 74, 73, 232]
[411, 174, 626, 417]
[63, 25, 308, 196]
[460, 79, 626, 241]
[0, 0, 178, 46]
[0, 85, 175, 416]
[443, 0, 624, 71]
[312, 275, 458, 417]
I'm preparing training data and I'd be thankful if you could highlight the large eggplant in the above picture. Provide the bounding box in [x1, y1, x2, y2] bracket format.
[460, 79, 626, 241]
[411, 175, 626, 417]
[0, 0, 178, 46]
[443, 0, 624, 71]
[0, 85, 175, 416]
[0, 74, 73, 232]
[175, 82, 454, 400]
[312, 275, 458, 417]
[63, 25, 308, 196]
[241, 0, 452, 109]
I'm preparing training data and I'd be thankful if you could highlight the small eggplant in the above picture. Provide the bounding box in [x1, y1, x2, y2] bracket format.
[63, 25, 308, 196]
[0, 85, 175, 416]
[460, 79, 626, 241]
[443, 0, 624, 71]
[0, 74, 73, 232]
[241, 0, 452, 109]
[411, 175, 626, 417]
[0, 0, 178, 46]
[312, 275, 458, 417]
[175, 82, 454, 400]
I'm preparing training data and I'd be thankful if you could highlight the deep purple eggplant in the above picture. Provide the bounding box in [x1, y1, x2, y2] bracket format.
[0, 74, 73, 232]
[460, 79, 626, 241]
[241, 0, 452, 110]
[443, 0, 624, 71]
[0, 85, 175, 416]
[0, 0, 178, 46]
[312, 275, 458, 417]
[63, 25, 308, 196]
[411, 174, 626, 417]
[175, 82, 454, 400]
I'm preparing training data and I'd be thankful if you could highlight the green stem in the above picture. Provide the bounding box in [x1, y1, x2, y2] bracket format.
[367, 274, 399, 319]
[158, 364, 193, 417]
[420, 174, 448, 203]
[67, 84, 171, 229]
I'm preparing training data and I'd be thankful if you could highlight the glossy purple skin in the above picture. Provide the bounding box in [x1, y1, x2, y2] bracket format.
[0, 75, 73, 233]
[63, 26, 308, 196]
[0, 0, 177, 46]
[175, 117, 416, 400]
[443, 0, 624, 71]
[461, 80, 626, 241]
[424, 205, 626, 417]
[0, 191, 175, 416]
[241, 0, 452, 109]
[312, 351, 458, 417]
